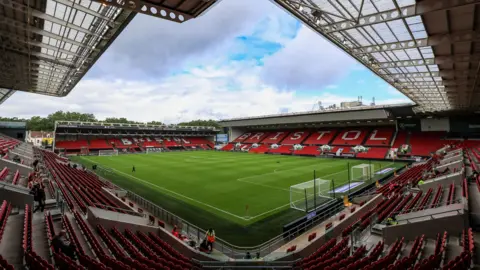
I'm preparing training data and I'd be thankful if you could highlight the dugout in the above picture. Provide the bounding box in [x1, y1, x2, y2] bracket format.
[0, 121, 26, 141]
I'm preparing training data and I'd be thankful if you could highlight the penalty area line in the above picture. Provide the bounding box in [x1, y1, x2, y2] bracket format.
[81, 157, 249, 221]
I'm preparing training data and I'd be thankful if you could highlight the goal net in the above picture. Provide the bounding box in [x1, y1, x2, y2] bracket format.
[98, 149, 118, 156]
[290, 178, 332, 212]
[351, 164, 375, 181]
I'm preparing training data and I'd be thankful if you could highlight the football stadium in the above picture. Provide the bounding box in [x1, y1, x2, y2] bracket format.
[1, 0, 480, 269]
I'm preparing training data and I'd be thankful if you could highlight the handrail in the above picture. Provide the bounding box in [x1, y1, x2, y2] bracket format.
[127, 190, 345, 259]
[385, 198, 465, 219]
[397, 208, 464, 224]
[78, 157, 404, 259]
[92, 203, 145, 218]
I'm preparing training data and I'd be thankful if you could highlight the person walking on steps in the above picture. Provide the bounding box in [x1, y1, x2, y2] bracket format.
[32, 184, 46, 213]
[206, 228, 215, 252]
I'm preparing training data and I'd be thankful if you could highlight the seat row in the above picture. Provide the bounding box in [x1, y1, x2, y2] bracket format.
[72, 211, 126, 269]
[42, 150, 125, 214]
[0, 200, 12, 255]
[23, 205, 54, 270]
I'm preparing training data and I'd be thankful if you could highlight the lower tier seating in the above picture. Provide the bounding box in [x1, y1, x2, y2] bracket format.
[294, 146, 320, 156]
[356, 147, 389, 159]
[268, 145, 293, 154]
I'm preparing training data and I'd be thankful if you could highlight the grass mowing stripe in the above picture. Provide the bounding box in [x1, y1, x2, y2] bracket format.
[73, 152, 406, 246]
[82, 157, 249, 221]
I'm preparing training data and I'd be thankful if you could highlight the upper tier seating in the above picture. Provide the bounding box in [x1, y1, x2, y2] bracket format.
[364, 128, 394, 146]
[121, 138, 133, 146]
[142, 137, 162, 147]
[281, 131, 310, 145]
[163, 137, 180, 147]
[303, 130, 337, 145]
[331, 129, 368, 146]
[107, 138, 130, 149]
[243, 132, 270, 144]
[232, 132, 252, 142]
[392, 131, 408, 148]
[409, 132, 447, 156]
[89, 139, 112, 149]
[356, 147, 389, 159]
[55, 140, 88, 150]
[261, 131, 289, 144]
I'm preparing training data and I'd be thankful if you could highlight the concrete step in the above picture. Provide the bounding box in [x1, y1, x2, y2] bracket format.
[0, 213, 24, 269]
[371, 224, 384, 236]
[442, 236, 463, 268]
[65, 213, 95, 258]
[32, 211, 51, 263]
[419, 239, 436, 260]
[74, 213, 112, 257]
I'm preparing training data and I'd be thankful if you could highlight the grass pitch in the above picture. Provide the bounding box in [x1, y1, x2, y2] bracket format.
[73, 151, 405, 245]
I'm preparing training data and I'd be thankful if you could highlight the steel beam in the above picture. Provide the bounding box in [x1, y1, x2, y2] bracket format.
[319, 0, 480, 34]
[0, 32, 82, 58]
[0, 17, 93, 49]
[352, 30, 480, 55]
[376, 55, 480, 69]
[0, 0, 105, 38]
[52, 0, 121, 24]
[89, 0, 196, 23]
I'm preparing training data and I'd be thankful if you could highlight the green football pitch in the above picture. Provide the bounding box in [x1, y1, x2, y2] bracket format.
[73, 151, 405, 245]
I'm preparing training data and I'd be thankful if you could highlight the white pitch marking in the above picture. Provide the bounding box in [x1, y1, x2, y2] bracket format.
[82, 157, 249, 221]
[240, 162, 396, 220]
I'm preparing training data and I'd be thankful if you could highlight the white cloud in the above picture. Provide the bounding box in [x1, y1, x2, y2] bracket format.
[91, 0, 290, 80]
[1, 0, 410, 122]
[260, 26, 356, 90]
[2, 64, 411, 123]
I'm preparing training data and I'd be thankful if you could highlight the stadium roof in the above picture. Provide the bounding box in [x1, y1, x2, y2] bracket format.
[0, 0, 218, 103]
[1, 0, 479, 114]
[273, 0, 480, 113]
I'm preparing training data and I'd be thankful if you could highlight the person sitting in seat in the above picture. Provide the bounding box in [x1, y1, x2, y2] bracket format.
[51, 230, 76, 260]
[170, 225, 188, 242]
[469, 170, 479, 181]
[172, 226, 180, 238]
[386, 216, 398, 226]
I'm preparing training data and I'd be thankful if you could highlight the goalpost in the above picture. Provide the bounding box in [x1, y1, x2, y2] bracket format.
[350, 164, 375, 181]
[98, 149, 118, 156]
[290, 178, 332, 212]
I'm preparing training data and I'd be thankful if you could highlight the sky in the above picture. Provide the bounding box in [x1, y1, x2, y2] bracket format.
[1, 0, 410, 124]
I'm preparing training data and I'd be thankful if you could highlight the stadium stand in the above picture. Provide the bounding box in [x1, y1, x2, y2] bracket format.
[331, 129, 369, 146]
[303, 130, 337, 145]
[1, 120, 480, 269]
[243, 132, 270, 144]
[356, 147, 389, 159]
[408, 132, 447, 156]
[3, 0, 480, 266]
[261, 131, 290, 144]
[364, 128, 394, 147]
[281, 131, 310, 145]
